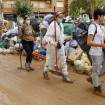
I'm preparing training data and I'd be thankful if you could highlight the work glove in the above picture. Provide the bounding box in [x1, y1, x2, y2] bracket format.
[101, 44, 105, 49]
[65, 36, 73, 40]
[57, 42, 61, 49]
[49, 41, 57, 47]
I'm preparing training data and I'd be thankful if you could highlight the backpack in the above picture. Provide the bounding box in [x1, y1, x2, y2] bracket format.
[22, 24, 25, 37]
[78, 22, 97, 53]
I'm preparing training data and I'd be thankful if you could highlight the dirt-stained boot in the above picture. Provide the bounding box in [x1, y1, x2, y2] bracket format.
[29, 63, 35, 71]
[62, 75, 74, 83]
[43, 71, 50, 80]
[25, 62, 30, 71]
[94, 85, 105, 98]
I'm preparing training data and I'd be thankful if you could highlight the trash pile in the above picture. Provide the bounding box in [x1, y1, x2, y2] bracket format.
[2, 15, 104, 76]
[0, 20, 20, 55]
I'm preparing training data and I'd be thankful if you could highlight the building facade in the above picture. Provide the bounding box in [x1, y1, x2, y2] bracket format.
[0, 0, 65, 21]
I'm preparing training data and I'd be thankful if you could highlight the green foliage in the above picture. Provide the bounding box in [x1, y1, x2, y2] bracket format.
[69, 0, 105, 17]
[15, 0, 34, 17]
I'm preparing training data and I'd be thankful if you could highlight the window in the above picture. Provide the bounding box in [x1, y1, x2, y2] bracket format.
[7, 1, 16, 8]
[39, 2, 45, 8]
[31, 1, 38, 8]
[56, 2, 64, 7]
[7, 4, 16, 8]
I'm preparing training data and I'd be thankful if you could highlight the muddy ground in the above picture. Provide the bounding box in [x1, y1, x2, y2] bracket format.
[0, 54, 105, 105]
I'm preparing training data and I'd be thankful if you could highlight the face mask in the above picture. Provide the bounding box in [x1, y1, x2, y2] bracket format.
[27, 20, 30, 25]
[57, 19, 63, 23]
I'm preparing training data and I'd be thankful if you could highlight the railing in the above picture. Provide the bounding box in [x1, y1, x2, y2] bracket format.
[2, 7, 64, 14]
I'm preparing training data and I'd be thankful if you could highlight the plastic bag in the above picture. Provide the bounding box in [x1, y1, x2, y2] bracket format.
[81, 53, 91, 66]
[63, 23, 76, 35]
[74, 60, 84, 74]
[70, 39, 78, 48]
[0, 48, 2, 54]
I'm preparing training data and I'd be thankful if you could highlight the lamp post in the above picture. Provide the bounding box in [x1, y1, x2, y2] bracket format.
[0, 0, 4, 26]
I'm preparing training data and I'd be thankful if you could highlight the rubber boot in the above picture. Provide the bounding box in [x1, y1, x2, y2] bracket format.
[25, 62, 30, 71]
[43, 71, 50, 80]
[29, 63, 35, 71]
[62, 75, 74, 83]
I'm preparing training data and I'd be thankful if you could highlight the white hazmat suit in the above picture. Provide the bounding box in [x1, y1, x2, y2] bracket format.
[44, 21, 68, 76]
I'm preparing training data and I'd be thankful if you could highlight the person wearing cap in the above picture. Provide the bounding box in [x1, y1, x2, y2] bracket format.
[18, 16, 35, 71]
[43, 12, 74, 83]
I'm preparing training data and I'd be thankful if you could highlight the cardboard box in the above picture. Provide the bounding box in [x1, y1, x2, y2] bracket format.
[68, 48, 83, 64]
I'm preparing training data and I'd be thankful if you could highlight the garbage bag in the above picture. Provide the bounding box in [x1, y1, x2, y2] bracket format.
[0, 40, 8, 49]
[72, 27, 86, 41]
[30, 17, 39, 32]
[42, 15, 53, 27]
[14, 43, 23, 50]
[65, 41, 70, 50]
[6, 49, 11, 54]
[33, 44, 38, 51]
[74, 60, 84, 74]
[6, 29, 17, 36]
[42, 21, 49, 28]
[2, 50, 7, 55]
[38, 50, 46, 56]
[0, 48, 2, 54]
[77, 22, 90, 31]
[44, 14, 53, 22]
[81, 53, 91, 66]
[63, 23, 76, 35]
[70, 39, 78, 48]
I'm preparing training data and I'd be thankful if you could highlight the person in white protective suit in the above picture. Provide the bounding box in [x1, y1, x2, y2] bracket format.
[43, 12, 74, 83]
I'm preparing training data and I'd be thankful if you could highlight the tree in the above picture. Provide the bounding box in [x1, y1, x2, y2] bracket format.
[15, 0, 34, 18]
[69, 0, 105, 18]
[64, 0, 69, 16]
[90, 0, 94, 19]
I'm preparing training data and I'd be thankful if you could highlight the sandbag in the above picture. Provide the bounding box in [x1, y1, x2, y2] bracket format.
[63, 23, 76, 35]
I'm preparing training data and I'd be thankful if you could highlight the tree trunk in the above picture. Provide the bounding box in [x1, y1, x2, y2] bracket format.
[90, 0, 94, 19]
[64, 0, 68, 16]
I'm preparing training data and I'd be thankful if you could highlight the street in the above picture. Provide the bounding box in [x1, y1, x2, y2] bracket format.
[0, 54, 105, 105]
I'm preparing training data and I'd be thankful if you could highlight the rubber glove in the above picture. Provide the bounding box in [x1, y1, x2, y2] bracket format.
[65, 36, 73, 40]
[101, 44, 105, 49]
[57, 42, 61, 49]
[49, 41, 57, 47]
